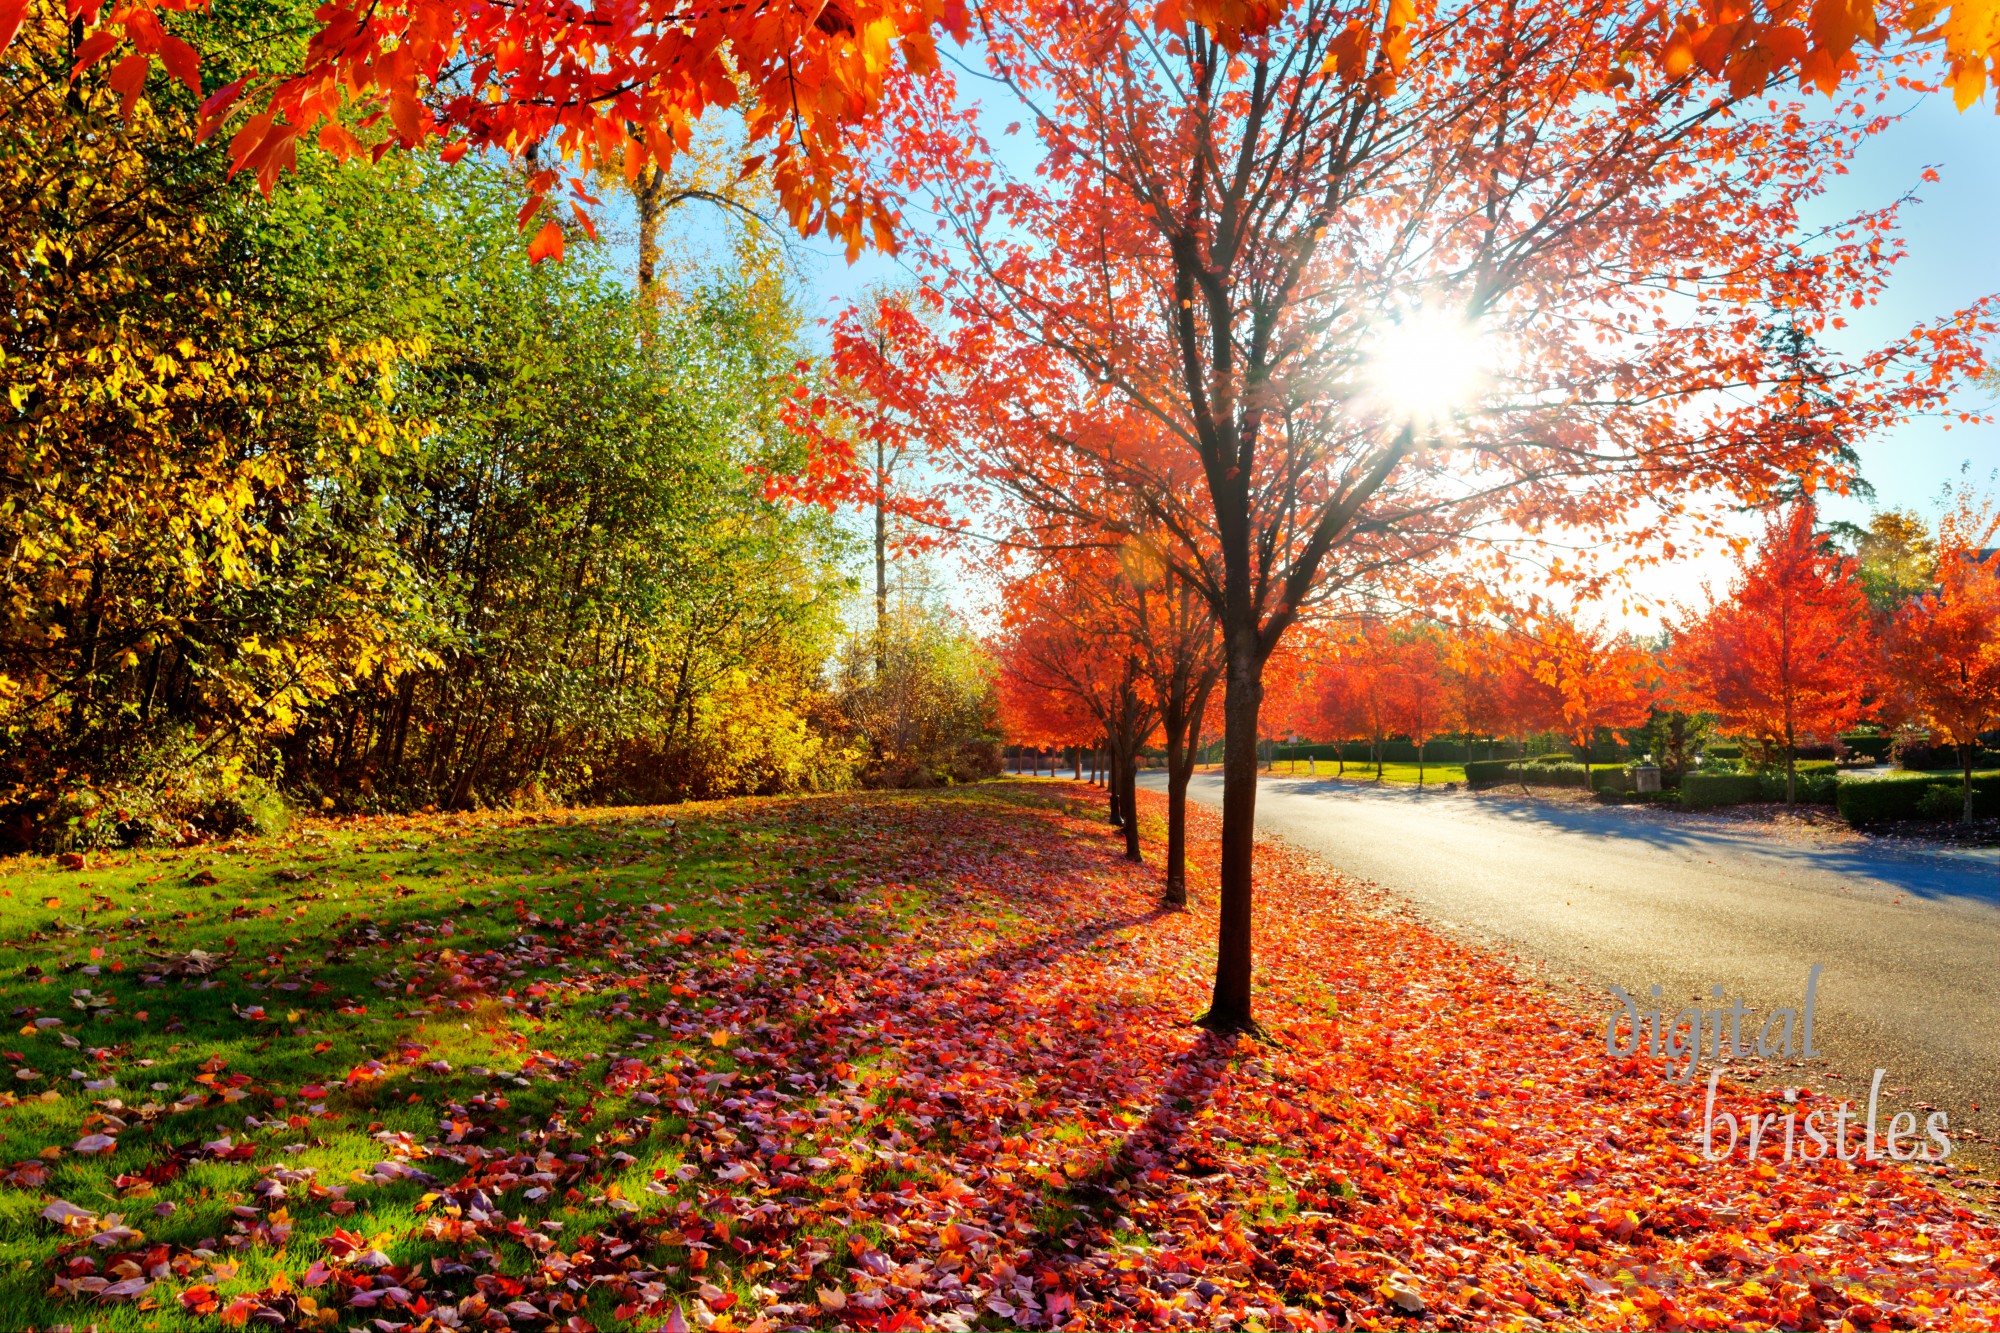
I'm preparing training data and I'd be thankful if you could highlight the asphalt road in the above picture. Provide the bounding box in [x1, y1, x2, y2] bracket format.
[1143, 769, 2000, 1176]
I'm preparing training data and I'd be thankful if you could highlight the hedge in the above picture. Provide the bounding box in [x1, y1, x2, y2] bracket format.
[1464, 759, 1516, 788]
[1589, 767, 1628, 794]
[1705, 743, 1743, 761]
[1682, 773, 1762, 808]
[1839, 734, 1892, 762]
[1896, 743, 2000, 772]
[1837, 772, 2000, 824]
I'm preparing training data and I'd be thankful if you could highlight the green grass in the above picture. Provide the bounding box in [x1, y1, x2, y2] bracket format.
[1268, 759, 1469, 785]
[0, 798, 976, 1329]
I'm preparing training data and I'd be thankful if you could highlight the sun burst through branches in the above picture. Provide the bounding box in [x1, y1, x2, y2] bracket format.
[1365, 309, 1491, 433]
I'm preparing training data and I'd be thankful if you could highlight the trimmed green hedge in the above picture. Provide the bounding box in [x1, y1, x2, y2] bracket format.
[1682, 773, 1762, 808]
[1837, 772, 2000, 824]
[1465, 759, 1516, 788]
[1589, 767, 1628, 794]
[1840, 734, 1892, 762]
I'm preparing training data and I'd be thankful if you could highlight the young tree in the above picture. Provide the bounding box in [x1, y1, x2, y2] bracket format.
[1676, 503, 1874, 803]
[996, 557, 1160, 863]
[1124, 547, 1226, 906]
[1441, 625, 1502, 762]
[1529, 617, 1654, 777]
[1387, 630, 1446, 786]
[835, 0, 1986, 1030]
[1831, 509, 1940, 610]
[1880, 491, 2000, 824]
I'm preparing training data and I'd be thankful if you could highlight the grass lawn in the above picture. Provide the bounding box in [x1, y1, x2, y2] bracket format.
[1268, 759, 1469, 785]
[1, 781, 1994, 1330]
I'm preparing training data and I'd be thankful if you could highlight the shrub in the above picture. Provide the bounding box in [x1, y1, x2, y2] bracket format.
[30, 756, 290, 852]
[1589, 767, 1628, 794]
[1705, 743, 1743, 761]
[1896, 741, 2000, 772]
[1681, 773, 1762, 808]
[1756, 768, 1837, 804]
[1838, 775, 1945, 825]
[1916, 785, 1963, 822]
[1527, 753, 1577, 765]
[1840, 734, 1893, 762]
[1464, 759, 1516, 788]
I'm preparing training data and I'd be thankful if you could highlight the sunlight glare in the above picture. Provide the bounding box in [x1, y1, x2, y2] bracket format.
[1365, 309, 1490, 432]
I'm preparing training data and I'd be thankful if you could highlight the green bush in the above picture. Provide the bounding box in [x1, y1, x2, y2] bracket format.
[1589, 767, 1628, 794]
[1917, 785, 1964, 822]
[1681, 772, 1763, 808]
[1837, 772, 2000, 824]
[1465, 759, 1516, 788]
[1840, 734, 1892, 762]
[35, 761, 290, 852]
[1838, 775, 1944, 824]
[1755, 769, 1838, 804]
[1705, 743, 1743, 761]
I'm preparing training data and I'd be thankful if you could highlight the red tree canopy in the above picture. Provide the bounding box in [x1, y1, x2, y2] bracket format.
[1881, 490, 2000, 756]
[3, 0, 968, 258]
[1676, 503, 1874, 755]
[1526, 615, 1655, 759]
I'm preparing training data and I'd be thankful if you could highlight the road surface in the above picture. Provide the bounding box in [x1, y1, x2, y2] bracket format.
[1143, 770, 2000, 1175]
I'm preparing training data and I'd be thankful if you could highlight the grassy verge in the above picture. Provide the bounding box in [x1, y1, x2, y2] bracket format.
[2, 782, 1993, 1331]
[1268, 759, 1469, 785]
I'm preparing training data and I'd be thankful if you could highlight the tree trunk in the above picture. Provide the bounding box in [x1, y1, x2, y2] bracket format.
[875, 434, 889, 676]
[1121, 745, 1142, 862]
[1163, 696, 1209, 908]
[1073, 747, 1082, 781]
[635, 164, 664, 300]
[1785, 719, 1798, 806]
[1963, 742, 1976, 825]
[1199, 634, 1262, 1034]
[1107, 747, 1124, 824]
[1418, 739, 1426, 789]
[1163, 732, 1189, 907]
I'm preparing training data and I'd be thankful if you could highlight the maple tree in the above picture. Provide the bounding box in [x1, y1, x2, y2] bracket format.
[834, 0, 1989, 1031]
[1123, 546, 1227, 906]
[1676, 503, 1875, 802]
[996, 556, 1159, 863]
[0, 0, 966, 262]
[1526, 615, 1656, 771]
[1385, 628, 1447, 785]
[1879, 489, 2000, 823]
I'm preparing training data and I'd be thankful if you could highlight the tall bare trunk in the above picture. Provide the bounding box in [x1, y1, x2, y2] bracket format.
[1200, 629, 1261, 1033]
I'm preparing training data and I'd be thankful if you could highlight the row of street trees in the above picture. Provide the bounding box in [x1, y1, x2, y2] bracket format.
[1256, 491, 2000, 817]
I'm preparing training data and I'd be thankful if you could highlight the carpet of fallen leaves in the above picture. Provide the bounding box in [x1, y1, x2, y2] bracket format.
[3, 781, 1997, 1332]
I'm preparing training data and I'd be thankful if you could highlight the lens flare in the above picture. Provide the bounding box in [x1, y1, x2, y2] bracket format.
[1366, 309, 1489, 431]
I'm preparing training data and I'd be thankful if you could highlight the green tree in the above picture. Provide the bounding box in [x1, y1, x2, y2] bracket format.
[833, 595, 1002, 788]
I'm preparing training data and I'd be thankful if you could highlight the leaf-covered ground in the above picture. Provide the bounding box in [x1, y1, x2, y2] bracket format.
[1, 782, 1996, 1331]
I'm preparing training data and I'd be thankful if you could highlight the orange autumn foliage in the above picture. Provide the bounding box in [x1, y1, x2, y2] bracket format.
[827, 0, 1991, 1029]
[1880, 489, 2000, 822]
[1676, 504, 1874, 799]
